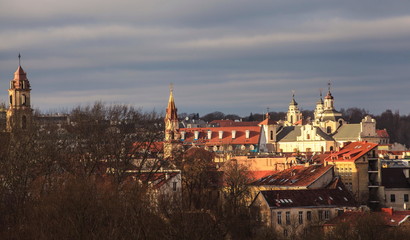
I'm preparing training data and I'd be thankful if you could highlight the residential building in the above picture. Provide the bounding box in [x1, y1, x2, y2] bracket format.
[325, 141, 379, 204]
[250, 182, 357, 238]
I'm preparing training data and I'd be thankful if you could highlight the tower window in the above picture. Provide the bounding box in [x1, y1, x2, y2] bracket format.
[22, 94, 27, 106]
[10, 95, 12, 105]
[270, 130, 274, 140]
[22, 115, 27, 129]
[327, 126, 332, 133]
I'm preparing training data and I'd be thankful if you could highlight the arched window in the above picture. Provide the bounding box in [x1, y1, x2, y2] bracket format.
[330, 146, 334, 151]
[270, 130, 274, 140]
[307, 134, 310, 140]
[326, 126, 332, 134]
[9, 95, 12, 105]
[290, 115, 293, 123]
[22, 115, 27, 129]
[22, 94, 27, 106]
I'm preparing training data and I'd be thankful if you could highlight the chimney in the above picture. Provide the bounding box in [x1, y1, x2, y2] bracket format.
[245, 130, 250, 139]
[194, 131, 199, 140]
[219, 130, 223, 139]
[207, 130, 212, 139]
[232, 130, 236, 139]
[180, 131, 186, 140]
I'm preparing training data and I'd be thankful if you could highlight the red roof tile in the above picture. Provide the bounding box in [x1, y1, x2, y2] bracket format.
[251, 164, 333, 188]
[325, 142, 378, 162]
[180, 126, 261, 146]
[377, 129, 390, 138]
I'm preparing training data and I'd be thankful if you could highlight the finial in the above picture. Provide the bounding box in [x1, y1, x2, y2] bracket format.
[319, 88, 323, 98]
[328, 81, 331, 92]
[266, 107, 270, 119]
[292, 90, 295, 98]
[18, 53, 21, 66]
[169, 83, 174, 93]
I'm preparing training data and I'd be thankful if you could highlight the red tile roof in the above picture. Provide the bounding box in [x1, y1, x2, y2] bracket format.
[180, 126, 261, 146]
[377, 129, 390, 138]
[209, 119, 260, 127]
[326, 142, 378, 162]
[258, 118, 277, 126]
[251, 164, 333, 188]
[248, 170, 278, 181]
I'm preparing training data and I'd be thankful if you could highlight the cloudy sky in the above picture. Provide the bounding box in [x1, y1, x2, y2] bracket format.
[1, 0, 409, 116]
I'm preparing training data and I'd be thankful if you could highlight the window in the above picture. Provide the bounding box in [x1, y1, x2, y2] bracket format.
[405, 194, 409, 203]
[325, 210, 330, 220]
[327, 126, 332, 133]
[298, 211, 303, 224]
[172, 182, 177, 191]
[22, 94, 27, 106]
[22, 115, 27, 129]
[270, 130, 274, 140]
[277, 212, 282, 225]
[284, 229, 288, 237]
[391, 194, 396, 203]
[307, 134, 310, 140]
[307, 211, 312, 221]
[286, 211, 290, 225]
[9, 95, 12, 105]
[318, 210, 323, 221]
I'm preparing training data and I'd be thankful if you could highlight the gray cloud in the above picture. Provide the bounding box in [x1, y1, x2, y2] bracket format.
[0, 0, 409, 117]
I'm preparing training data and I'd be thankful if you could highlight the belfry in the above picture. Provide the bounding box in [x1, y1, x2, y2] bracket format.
[6, 54, 33, 132]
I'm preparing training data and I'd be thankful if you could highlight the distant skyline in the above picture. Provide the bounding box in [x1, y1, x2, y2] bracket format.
[1, 0, 409, 116]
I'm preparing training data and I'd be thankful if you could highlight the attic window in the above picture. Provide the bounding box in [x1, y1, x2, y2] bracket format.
[338, 187, 342, 190]
[288, 199, 293, 203]
[329, 197, 334, 200]
[343, 197, 348, 201]
[318, 196, 323, 200]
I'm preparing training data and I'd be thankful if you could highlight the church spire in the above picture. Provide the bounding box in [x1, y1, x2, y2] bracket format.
[164, 84, 181, 159]
[166, 83, 178, 121]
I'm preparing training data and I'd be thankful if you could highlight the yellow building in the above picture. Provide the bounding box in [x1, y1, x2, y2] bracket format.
[325, 141, 379, 204]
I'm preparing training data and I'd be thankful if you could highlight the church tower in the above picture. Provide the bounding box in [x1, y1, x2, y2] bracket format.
[286, 92, 302, 125]
[323, 83, 335, 111]
[7, 55, 33, 132]
[314, 89, 324, 124]
[164, 84, 181, 159]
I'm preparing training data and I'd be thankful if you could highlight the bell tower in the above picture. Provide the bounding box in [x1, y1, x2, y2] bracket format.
[7, 54, 33, 132]
[164, 84, 181, 159]
[286, 91, 302, 125]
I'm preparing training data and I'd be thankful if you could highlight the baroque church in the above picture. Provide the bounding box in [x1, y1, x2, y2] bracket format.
[164, 84, 389, 156]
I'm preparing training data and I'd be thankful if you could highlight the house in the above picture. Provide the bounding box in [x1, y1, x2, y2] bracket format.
[249, 164, 335, 203]
[381, 167, 410, 210]
[250, 181, 357, 238]
[325, 141, 379, 205]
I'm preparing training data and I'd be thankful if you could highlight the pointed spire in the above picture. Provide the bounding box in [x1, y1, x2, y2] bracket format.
[166, 83, 178, 120]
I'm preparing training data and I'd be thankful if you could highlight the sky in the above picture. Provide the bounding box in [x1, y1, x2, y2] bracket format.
[1, 0, 410, 117]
